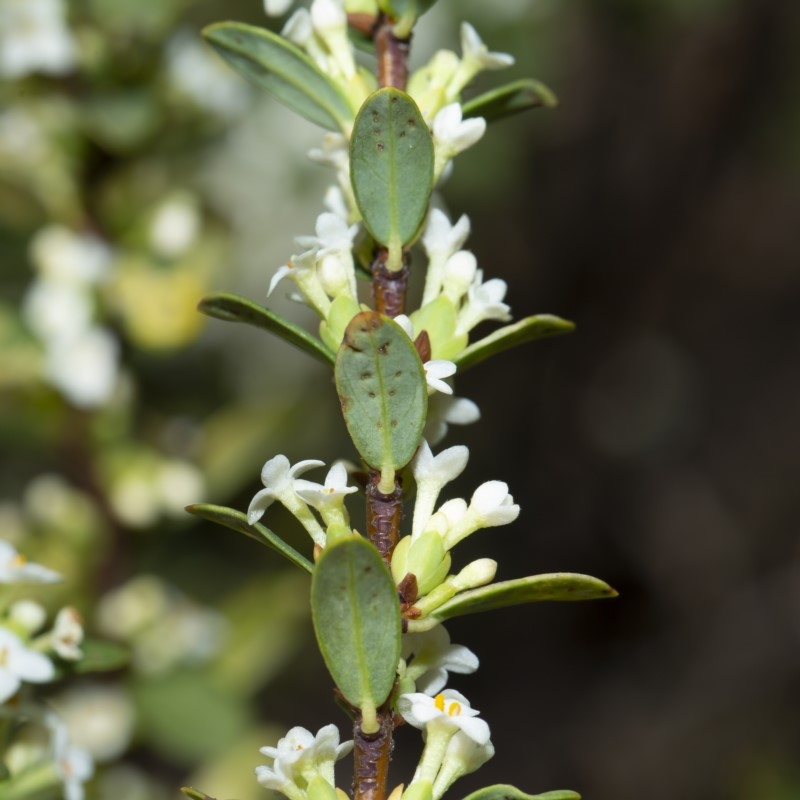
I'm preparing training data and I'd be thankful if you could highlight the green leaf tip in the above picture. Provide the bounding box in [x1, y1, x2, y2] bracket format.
[311, 536, 401, 716]
[202, 22, 354, 131]
[186, 503, 313, 573]
[198, 292, 335, 367]
[181, 789, 218, 800]
[350, 88, 434, 262]
[461, 785, 581, 800]
[462, 79, 559, 124]
[453, 315, 575, 373]
[430, 573, 617, 623]
[335, 311, 427, 476]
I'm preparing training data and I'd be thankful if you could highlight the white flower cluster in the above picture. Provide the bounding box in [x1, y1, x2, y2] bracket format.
[248, 457, 357, 547]
[390, 439, 519, 619]
[22, 225, 120, 408]
[0, 540, 94, 800]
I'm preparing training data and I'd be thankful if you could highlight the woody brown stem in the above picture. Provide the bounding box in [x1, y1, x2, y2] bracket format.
[366, 468, 403, 566]
[375, 15, 411, 91]
[353, 707, 396, 800]
[371, 248, 409, 318]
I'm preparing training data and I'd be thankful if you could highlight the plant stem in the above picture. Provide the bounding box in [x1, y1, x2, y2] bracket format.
[353, 706, 395, 800]
[351, 14, 416, 800]
[366, 468, 403, 566]
[371, 248, 410, 317]
[375, 15, 411, 91]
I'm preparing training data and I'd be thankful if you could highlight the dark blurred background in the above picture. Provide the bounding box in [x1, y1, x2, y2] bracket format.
[2, 0, 799, 799]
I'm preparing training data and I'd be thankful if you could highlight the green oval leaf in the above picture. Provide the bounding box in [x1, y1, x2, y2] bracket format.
[462, 79, 558, 123]
[311, 536, 401, 726]
[198, 292, 335, 367]
[186, 503, 313, 574]
[350, 89, 434, 264]
[335, 312, 427, 483]
[461, 786, 581, 800]
[453, 315, 575, 373]
[203, 22, 355, 131]
[73, 639, 130, 674]
[430, 573, 617, 623]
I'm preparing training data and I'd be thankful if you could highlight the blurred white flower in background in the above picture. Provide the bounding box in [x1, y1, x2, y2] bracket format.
[22, 225, 121, 409]
[53, 685, 136, 763]
[0, 0, 76, 79]
[166, 31, 250, 119]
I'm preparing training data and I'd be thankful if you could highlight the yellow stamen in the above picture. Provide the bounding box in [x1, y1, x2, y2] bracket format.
[447, 702, 462, 717]
[434, 693, 445, 712]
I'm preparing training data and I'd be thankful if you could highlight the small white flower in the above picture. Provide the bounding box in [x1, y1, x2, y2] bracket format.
[455, 271, 512, 335]
[460, 22, 514, 72]
[256, 724, 353, 796]
[0, 0, 76, 79]
[323, 185, 349, 221]
[432, 105, 486, 180]
[423, 360, 456, 396]
[282, 8, 314, 48]
[52, 607, 84, 661]
[295, 462, 357, 509]
[296, 212, 359, 299]
[402, 626, 478, 696]
[248, 455, 328, 547]
[45, 327, 120, 408]
[432, 731, 495, 800]
[248, 455, 325, 524]
[48, 713, 95, 800]
[30, 226, 112, 286]
[265, 0, 296, 14]
[425, 395, 481, 445]
[442, 481, 520, 550]
[398, 689, 490, 746]
[149, 195, 200, 259]
[8, 600, 47, 634]
[442, 250, 478, 306]
[0, 626, 55, 703]
[268, 249, 332, 319]
[0, 540, 61, 584]
[411, 440, 469, 539]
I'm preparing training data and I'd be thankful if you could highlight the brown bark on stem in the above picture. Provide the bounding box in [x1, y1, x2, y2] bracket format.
[371, 248, 410, 319]
[375, 16, 411, 91]
[366, 468, 403, 565]
[353, 708, 395, 800]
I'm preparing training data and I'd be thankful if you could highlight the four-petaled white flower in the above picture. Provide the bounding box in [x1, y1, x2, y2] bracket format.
[402, 626, 479, 696]
[0, 540, 61, 584]
[411, 440, 469, 539]
[256, 724, 353, 798]
[398, 689, 490, 746]
[294, 462, 357, 527]
[0, 626, 55, 703]
[296, 212, 359, 300]
[248, 455, 325, 525]
[52, 606, 84, 661]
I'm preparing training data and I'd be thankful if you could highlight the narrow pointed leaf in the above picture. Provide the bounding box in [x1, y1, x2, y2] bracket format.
[335, 311, 427, 476]
[462, 787, 580, 800]
[462, 79, 558, 123]
[186, 503, 313, 574]
[311, 536, 401, 717]
[350, 89, 434, 258]
[453, 315, 574, 373]
[203, 22, 355, 131]
[198, 292, 335, 367]
[181, 789, 217, 800]
[430, 573, 617, 622]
